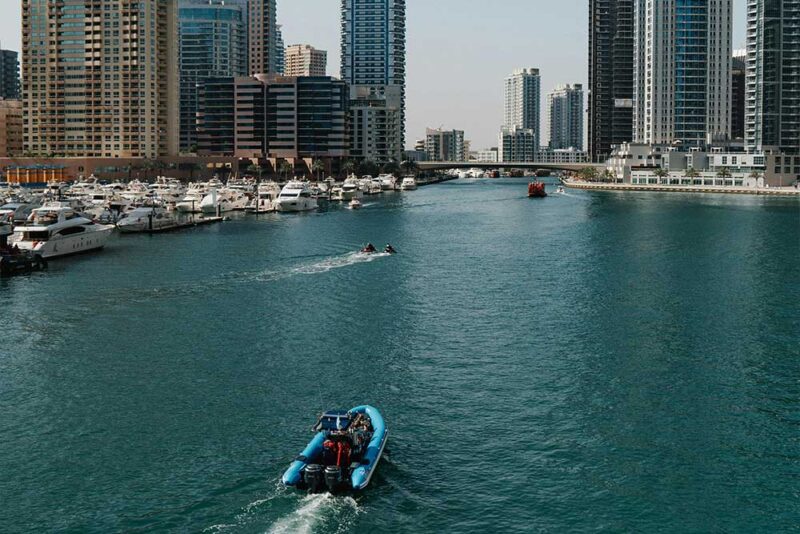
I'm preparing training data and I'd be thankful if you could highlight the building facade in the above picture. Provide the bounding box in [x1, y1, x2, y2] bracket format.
[275, 25, 285, 75]
[425, 128, 465, 162]
[198, 75, 349, 165]
[746, 0, 800, 154]
[588, 0, 634, 162]
[548, 84, 584, 150]
[0, 99, 23, 157]
[341, 0, 406, 156]
[349, 85, 403, 164]
[284, 45, 327, 77]
[179, 0, 248, 153]
[21, 0, 179, 158]
[731, 50, 746, 141]
[197, 77, 265, 158]
[498, 127, 537, 163]
[0, 50, 20, 100]
[504, 68, 541, 150]
[249, 0, 278, 75]
[633, 0, 732, 146]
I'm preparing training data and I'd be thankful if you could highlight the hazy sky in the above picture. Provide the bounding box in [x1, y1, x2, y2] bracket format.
[1, 0, 747, 149]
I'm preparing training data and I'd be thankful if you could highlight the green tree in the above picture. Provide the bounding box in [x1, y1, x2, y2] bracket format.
[400, 159, 418, 177]
[579, 166, 599, 182]
[654, 167, 669, 179]
[342, 159, 357, 178]
[311, 160, 326, 181]
[357, 160, 379, 178]
[382, 160, 400, 177]
[601, 169, 615, 182]
[716, 167, 732, 179]
[278, 161, 293, 181]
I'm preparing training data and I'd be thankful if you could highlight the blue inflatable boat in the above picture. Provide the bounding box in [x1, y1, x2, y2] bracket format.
[282, 405, 387, 493]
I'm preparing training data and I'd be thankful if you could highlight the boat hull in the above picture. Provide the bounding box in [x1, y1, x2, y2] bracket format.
[15, 225, 113, 259]
[282, 405, 387, 492]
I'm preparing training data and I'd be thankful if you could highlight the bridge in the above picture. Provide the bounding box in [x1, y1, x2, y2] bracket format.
[416, 161, 605, 173]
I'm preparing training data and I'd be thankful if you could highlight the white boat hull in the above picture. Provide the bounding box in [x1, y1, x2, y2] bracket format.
[276, 198, 318, 212]
[15, 225, 113, 259]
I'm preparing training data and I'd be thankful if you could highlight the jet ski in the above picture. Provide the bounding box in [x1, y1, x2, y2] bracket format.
[282, 405, 387, 493]
[360, 243, 377, 254]
[384, 244, 397, 254]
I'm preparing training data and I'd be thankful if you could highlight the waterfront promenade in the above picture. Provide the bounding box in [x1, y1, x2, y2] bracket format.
[563, 178, 800, 196]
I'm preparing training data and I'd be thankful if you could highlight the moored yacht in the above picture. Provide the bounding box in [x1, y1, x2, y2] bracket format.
[200, 187, 249, 214]
[10, 206, 113, 259]
[342, 176, 363, 201]
[378, 174, 397, 191]
[276, 181, 318, 213]
[246, 181, 282, 213]
[400, 176, 418, 191]
[117, 206, 179, 233]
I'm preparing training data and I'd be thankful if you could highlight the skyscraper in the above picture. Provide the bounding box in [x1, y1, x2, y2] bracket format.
[284, 45, 327, 77]
[0, 50, 20, 100]
[746, 0, 800, 154]
[341, 0, 406, 160]
[504, 68, 541, 150]
[548, 84, 584, 150]
[731, 50, 746, 141]
[633, 0, 732, 146]
[588, 0, 634, 162]
[425, 128, 466, 162]
[179, 0, 248, 153]
[275, 25, 285, 75]
[21, 0, 179, 158]
[249, 0, 278, 75]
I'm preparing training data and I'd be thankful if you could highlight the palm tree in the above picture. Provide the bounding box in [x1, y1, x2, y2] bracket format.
[382, 160, 400, 177]
[278, 161, 293, 181]
[400, 159, 418, 177]
[579, 166, 599, 182]
[188, 162, 202, 181]
[358, 160, 379, 178]
[683, 167, 700, 185]
[342, 159, 356, 179]
[247, 163, 263, 181]
[311, 160, 326, 182]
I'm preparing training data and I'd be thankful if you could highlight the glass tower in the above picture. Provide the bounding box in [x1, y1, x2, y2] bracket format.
[341, 0, 406, 159]
[633, 0, 731, 146]
[746, 0, 800, 154]
[179, 0, 248, 153]
[0, 50, 20, 100]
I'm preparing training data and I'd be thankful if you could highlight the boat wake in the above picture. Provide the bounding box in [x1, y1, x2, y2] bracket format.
[267, 493, 360, 534]
[251, 252, 390, 282]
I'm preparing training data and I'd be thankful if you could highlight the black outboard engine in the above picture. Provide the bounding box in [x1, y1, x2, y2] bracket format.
[324, 465, 345, 493]
[304, 464, 325, 493]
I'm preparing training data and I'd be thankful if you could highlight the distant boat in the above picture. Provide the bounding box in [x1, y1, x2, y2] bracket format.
[528, 181, 547, 198]
[400, 177, 417, 191]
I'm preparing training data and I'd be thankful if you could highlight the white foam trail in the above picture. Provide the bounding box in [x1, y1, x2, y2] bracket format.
[291, 252, 390, 275]
[267, 494, 360, 534]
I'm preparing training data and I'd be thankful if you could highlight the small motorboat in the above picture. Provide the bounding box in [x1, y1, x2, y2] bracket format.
[349, 199, 362, 210]
[528, 181, 547, 198]
[282, 406, 387, 493]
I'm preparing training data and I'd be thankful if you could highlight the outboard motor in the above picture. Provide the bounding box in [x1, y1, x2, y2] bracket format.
[324, 465, 345, 493]
[304, 464, 325, 493]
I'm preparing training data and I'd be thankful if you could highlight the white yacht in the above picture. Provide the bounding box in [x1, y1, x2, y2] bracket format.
[117, 206, 179, 233]
[246, 181, 282, 213]
[148, 178, 186, 203]
[176, 182, 209, 213]
[276, 181, 318, 213]
[400, 176, 418, 191]
[378, 174, 397, 191]
[199, 187, 249, 214]
[342, 176, 364, 201]
[10, 206, 113, 259]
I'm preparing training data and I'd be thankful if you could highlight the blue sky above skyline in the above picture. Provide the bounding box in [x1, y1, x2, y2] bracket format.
[1, 0, 747, 149]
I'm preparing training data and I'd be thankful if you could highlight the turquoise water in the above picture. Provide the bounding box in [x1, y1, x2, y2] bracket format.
[1, 180, 799, 532]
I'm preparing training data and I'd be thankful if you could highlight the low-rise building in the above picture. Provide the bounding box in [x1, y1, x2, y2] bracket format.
[472, 148, 499, 163]
[537, 147, 588, 164]
[349, 85, 403, 164]
[498, 127, 536, 162]
[284, 44, 327, 77]
[425, 128, 466, 162]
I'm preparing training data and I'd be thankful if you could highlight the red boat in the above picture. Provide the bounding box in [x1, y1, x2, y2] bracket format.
[528, 181, 547, 198]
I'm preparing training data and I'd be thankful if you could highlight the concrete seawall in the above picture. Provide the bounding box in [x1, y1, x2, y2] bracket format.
[563, 180, 800, 197]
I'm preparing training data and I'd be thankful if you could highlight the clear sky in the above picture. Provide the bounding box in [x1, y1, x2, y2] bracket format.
[1, 0, 747, 149]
